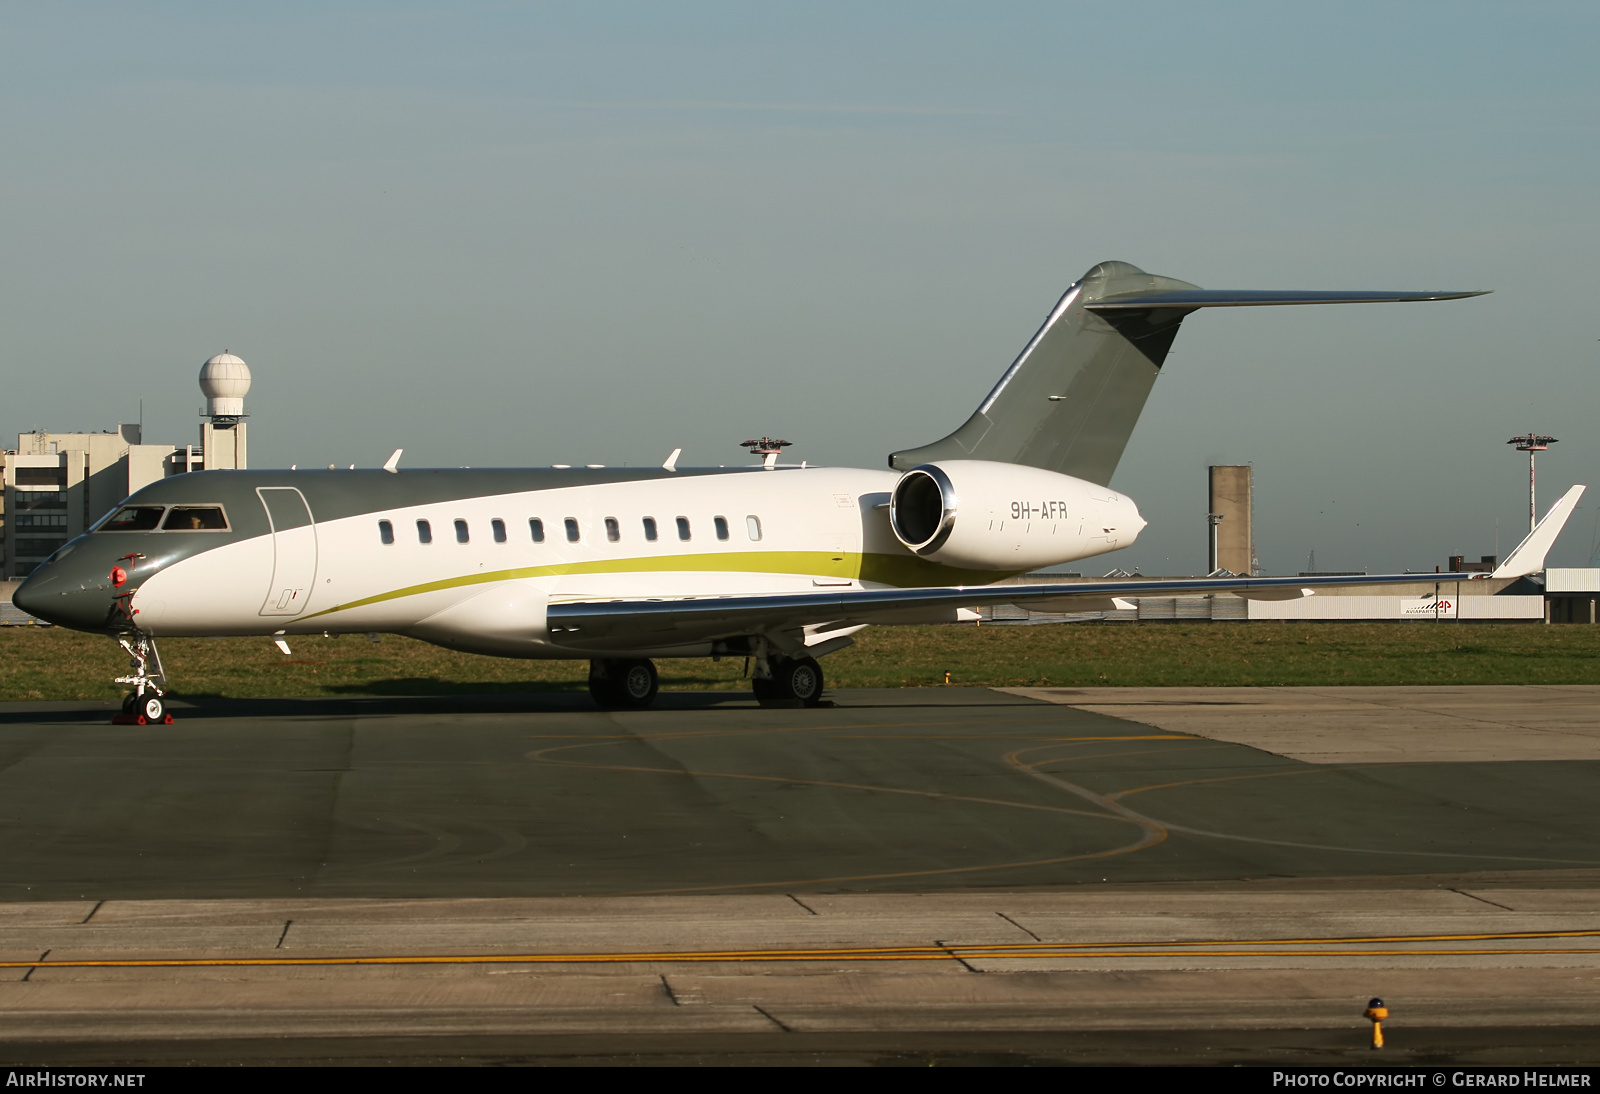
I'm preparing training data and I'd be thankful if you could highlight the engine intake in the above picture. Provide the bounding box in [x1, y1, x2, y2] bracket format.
[889, 465, 957, 554]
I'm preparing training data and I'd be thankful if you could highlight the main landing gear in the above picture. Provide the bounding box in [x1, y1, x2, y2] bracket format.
[588, 658, 660, 709]
[752, 655, 826, 707]
[113, 632, 173, 725]
[584, 650, 829, 710]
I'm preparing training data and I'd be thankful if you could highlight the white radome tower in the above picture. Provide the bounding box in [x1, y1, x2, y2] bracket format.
[196, 350, 250, 470]
[200, 351, 251, 423]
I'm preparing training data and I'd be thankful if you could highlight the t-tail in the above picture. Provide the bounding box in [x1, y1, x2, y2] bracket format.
[889, 260, 1488, 485]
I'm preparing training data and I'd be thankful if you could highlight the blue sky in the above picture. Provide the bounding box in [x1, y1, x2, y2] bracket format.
[2, 2, 1596, 572]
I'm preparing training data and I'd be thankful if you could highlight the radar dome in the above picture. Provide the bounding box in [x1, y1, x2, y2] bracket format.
[200, 351, 251, 420]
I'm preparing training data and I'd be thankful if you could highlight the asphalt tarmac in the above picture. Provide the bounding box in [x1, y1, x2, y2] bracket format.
[3, 687, 1600, 1066]
[0, 688, 1597, 900]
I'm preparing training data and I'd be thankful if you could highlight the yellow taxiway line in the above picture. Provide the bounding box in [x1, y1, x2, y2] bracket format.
[5, 929, 1600, 970]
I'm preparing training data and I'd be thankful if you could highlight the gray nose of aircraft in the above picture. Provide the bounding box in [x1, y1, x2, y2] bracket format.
[11, 543, 130, 632]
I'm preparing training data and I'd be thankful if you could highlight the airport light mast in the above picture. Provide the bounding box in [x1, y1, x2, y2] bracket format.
[740, 437, 791, 469]
[1507, 433, 1558, 534]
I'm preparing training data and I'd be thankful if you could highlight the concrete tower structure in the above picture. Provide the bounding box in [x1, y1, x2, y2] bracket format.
[196, 351, 250, 470]
[1208, 465, 1254, 576]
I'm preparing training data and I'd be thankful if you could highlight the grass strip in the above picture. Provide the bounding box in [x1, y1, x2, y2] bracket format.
[2, 622, 1597, 701]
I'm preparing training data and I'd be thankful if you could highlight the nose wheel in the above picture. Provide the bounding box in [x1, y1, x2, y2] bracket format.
[112, 633, 173, 725]
[120, 692, 169, 725]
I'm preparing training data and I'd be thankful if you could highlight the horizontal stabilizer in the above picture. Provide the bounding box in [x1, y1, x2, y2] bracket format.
[1089, 289, 1488, 310]
[1493, 485, 1585, 579]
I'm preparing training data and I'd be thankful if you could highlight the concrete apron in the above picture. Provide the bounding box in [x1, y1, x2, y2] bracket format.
[2, 883, 1600, 1041]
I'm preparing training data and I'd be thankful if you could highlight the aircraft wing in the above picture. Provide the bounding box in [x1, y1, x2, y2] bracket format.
[548, 484, 1583, 652]
[546, 570, 1466, 651]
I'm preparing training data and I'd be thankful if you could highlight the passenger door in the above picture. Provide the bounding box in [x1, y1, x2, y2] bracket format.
[257, 487, 319, 617]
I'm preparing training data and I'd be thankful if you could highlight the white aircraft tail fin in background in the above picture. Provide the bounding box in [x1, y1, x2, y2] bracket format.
[1493, 485, 1586, 579]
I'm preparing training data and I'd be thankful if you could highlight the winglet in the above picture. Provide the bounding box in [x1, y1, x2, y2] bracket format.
[1493, 485, 1586, 579]
[383, 449, 403, 474]
[663, 448, 681, 472]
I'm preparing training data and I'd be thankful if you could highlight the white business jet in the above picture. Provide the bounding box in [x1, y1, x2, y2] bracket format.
[15, 261, 1580, 723]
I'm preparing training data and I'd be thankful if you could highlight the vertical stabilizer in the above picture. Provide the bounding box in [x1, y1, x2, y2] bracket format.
[889, 261, 1199, 485]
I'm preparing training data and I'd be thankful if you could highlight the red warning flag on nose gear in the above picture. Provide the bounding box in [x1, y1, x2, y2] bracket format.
[110, 566, 127, 587]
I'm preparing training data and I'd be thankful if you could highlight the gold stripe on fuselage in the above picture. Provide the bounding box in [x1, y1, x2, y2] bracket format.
[302, 550, 1018, 621]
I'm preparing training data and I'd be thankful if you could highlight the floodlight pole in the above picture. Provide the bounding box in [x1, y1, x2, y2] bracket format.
[1207, 512, 1224, 574]
[1508, 433, 1558, 534]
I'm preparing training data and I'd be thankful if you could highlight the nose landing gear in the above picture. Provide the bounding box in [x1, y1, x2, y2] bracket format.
[112, 633, 173, 725]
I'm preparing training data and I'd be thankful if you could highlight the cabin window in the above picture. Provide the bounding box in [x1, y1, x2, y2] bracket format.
[417, 519, 432, 544]
[642, 517, 658, 542]
[529, 518, 545, 543]
[454, 519, 469, 543]
[746, 515, 762, 541]
[491, 519, 507, 543]
[714, 516, 729, 541]
[604, 517, 620, 542]
[99, 506, 164, 532]
[676, 517, 691, 541]
[161, 506, 228, 531]
[378, 520, 395, 545]
[565, 518, 580, 543]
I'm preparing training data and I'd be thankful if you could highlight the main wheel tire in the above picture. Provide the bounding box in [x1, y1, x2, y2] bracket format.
[588, 659, 659, 708]
[615, 659, 659, 707]
[781, 657, 825, 706]
[587, 660, 616, 707]
[759, 656, 825, 706]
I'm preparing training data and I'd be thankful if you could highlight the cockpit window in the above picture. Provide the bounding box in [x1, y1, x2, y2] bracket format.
[161, 506, 229, 531]
[100, 506, 165, 532]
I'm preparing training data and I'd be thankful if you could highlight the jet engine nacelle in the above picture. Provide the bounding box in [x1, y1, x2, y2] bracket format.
[888, 460, 1145, 571]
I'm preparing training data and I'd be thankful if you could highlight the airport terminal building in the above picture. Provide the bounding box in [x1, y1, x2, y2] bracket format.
[0, 353, 251, 580]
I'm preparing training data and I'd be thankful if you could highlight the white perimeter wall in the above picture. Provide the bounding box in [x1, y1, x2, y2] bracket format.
[1246, 595, 1544, 621]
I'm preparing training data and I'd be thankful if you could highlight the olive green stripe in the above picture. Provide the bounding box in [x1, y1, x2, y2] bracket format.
[304, 551, 1018, 620]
